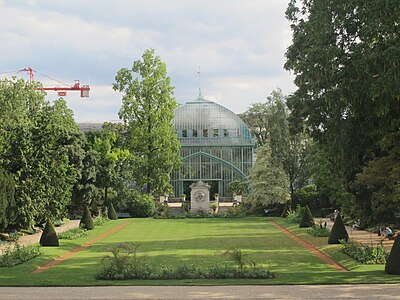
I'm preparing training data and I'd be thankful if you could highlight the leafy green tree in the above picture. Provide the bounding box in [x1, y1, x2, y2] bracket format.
[0, 78, 83, 229]
[352, 132, 400, 224]
[248, 144, 289, 208]
[92, 130, 130, 209]
[0, 168, 16, 231]
[240, 89, 310, 200]
[305, 144, 350, 211]
[113, 49, 181, 194]
[285, 0, 400, 187]
[71, 149, 98, 214]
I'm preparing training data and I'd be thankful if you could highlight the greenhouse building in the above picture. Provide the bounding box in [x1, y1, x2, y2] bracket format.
[171, 93, 255, 198]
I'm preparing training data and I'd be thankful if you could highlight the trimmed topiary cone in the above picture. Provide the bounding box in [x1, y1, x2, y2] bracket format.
[328, 213, 348, 244]
[39, 220, 59, 246]
[299, 205, 314, 228]
[385, 234, 400, 274]
[80, 206, 94, 230]
[107, 202, 118, 220]
[281, 201, 290, 218]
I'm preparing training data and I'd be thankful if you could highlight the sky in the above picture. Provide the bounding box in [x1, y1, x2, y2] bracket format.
[0, 0, 296, 122]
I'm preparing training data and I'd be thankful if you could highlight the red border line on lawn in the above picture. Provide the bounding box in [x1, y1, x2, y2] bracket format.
[32, 221, 131, 274]
[269, 221, 348, 272]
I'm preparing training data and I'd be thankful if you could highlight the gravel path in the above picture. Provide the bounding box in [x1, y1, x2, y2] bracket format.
[0, 220, 80, 253]
[0, 284, 399, 299]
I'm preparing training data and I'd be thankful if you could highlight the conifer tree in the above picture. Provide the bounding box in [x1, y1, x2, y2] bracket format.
[107, 201, 118, 220]
[80, 206, 94, 230]
[385, 235, 400, 275]
[328, 213, 348, 244]
[299, 205, 314, 227]
[39, 220, 59, 246]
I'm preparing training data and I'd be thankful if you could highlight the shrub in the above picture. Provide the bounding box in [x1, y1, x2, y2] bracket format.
[39, 221, 59, 246]
[155, 202, 171, 217]
[126, 191, 155, 217]
[107, 202, 118, 220]
[307, 225, 330, 237]
[0, 243, 41, 267]
[80, 206, 94, 230]
[286, 205, 304, 224]
[94, 215, 110, 226]
[328, 213, 349, 244]
[299, 205, 314, 228]
[58, 227, 88, 240]
[385, 235, 400, 274]
[97, 244, 275, 280]
[342, 240, 388, 264]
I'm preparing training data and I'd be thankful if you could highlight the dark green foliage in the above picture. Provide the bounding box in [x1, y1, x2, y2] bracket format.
[39, 221, 59, 247]
[0, 168, 16, 231]
[342, 240, 388, 264]
[80, 206, 94, 230]
[293, 184, 319, 208]
[107, 202, 118, 220]
[125, 191, 155, 217]
[385, 235, 400, 274]
[299, 205, 314, 228]
[286, 205, 304, 224]
[328, 214, 349, 244]
[281, 201, 290, 218]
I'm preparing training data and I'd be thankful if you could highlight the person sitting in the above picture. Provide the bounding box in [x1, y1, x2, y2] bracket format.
[352, 219, 362, 230]
[385, 227, 394, 239]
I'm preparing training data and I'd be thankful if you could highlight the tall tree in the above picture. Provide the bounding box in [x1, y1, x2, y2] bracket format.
[113, 49, 181, 194]
[352, 132, 400, 224]
[0, 168, 16, 231]
[248, 144, 289, 208]
[285, 0, 400, 185]
[240, 90, 310, 200]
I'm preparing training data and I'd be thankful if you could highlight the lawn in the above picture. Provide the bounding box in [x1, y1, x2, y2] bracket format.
[0, 217, 399, 286]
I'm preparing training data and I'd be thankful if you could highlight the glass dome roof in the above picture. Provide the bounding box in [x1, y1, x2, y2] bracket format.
[174, 94, 254, 146]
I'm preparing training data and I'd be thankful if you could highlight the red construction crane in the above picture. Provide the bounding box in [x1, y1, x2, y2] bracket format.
[20, 67, 90, 98]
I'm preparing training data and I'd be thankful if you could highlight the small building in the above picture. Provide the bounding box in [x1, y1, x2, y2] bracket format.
[171, 93, 255, 198]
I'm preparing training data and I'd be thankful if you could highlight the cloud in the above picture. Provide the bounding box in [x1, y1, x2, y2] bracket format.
[0, 0, 295, 122]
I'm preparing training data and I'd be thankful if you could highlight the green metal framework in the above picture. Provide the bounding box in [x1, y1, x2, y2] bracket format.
[171, 94, 255, 197]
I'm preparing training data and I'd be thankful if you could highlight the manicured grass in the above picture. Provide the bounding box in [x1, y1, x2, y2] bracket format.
[0, 217, 399, 286]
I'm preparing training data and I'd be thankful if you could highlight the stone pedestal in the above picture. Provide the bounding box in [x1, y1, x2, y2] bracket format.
[190, 181, 210, 212]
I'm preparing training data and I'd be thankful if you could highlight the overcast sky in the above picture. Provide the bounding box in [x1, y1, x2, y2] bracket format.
[0, 0, 296, 122]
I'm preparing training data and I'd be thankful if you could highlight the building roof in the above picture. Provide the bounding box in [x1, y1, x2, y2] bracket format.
[174, 94, 254, 146]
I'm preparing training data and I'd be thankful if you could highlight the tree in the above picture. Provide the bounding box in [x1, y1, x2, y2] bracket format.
[352, 132, 400, 224]
[80, 205, 94, 230]
[92, 129, 130, 209]
[0, 78, 83, 229]
[299, 205, 314, 228]
[328, 213, 348, 244]
[0, 168, 16, 231]
[113, 49, 181, 194]
[39, 220, 59, 247]
[248, 144, 289, 208]
[385, 235, 400, 275]
[240, 89, 310, 200]
[285, 0, 400, 187]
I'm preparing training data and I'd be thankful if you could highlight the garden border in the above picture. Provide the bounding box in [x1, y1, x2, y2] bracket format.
[269, 221, 348, 272]
[32, 221, 131, 274]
